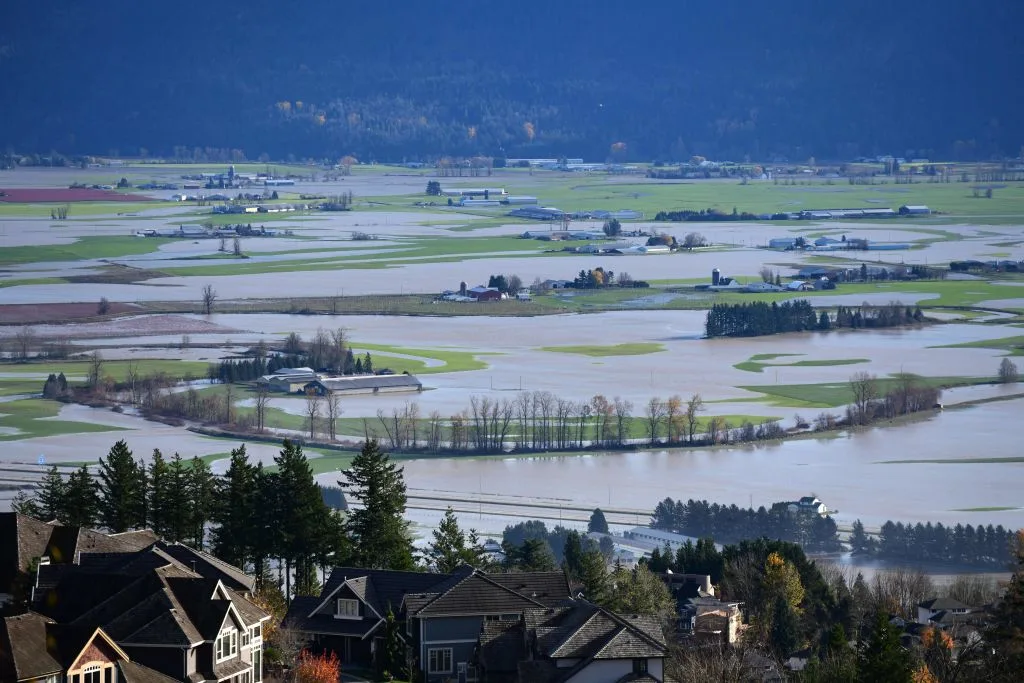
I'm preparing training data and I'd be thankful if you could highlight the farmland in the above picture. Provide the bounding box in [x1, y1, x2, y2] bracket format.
[1, 162, 1024, 530]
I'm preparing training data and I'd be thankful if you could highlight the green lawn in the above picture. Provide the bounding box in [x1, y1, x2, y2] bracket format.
[734, 354, 870, 373]
[539, 343, 666, 357]
[0, 398, 125, 441]
[738, 375, 994, 408]
[934, 335, 1024, 355]
[0, 235, 174, 266]
[351, 343, 492, 373]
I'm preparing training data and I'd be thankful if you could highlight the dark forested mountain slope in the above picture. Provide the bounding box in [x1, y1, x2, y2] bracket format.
[1, 1, 1020, 161]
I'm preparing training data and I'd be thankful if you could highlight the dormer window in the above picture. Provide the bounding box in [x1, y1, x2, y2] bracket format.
[216, 628, 238, 661]
[336, 598, 359, 619]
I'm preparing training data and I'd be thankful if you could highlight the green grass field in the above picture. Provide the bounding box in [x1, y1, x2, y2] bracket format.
[0, 235, 174, 266]
[734, 354, 870, 373]
[539, 343, 666, 357]
[350, 343, 492, 373]
[934, 335, 1024, 355]
[737, 375, 994, 408]
[0, 398, 125, 441]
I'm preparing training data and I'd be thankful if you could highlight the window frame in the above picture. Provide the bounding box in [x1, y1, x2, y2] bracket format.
[335, 598, 360, 619]
[216, 628, 239, 662]
[427, 647, 453, 674]
[253, 647, 262, 683]
[632, 658, 649, 674]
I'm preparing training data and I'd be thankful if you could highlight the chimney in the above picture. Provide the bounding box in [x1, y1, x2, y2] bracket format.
[703, 575, 714, 597]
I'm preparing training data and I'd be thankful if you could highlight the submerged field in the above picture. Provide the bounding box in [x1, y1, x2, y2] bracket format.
[1, 164, 1024, 530]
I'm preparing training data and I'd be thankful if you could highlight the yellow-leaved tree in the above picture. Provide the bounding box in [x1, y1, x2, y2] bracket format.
[764, 551, 804, 612]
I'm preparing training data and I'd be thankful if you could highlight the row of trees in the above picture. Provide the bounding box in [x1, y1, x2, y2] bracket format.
[654, 207, 761, 222]
[13, 438, 417, 599]
[649, 497, 842, 552]
[851, 519, 1017, 569]
[705, 300, 924, 337]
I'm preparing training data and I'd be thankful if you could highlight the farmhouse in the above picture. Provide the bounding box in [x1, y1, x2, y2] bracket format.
[303, 374, 423, 396]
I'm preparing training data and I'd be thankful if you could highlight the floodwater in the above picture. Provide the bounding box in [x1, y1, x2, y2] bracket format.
[385, 396, 1024, 531]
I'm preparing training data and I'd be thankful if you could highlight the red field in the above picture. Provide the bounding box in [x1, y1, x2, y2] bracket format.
[0, 302, 142, 324]
[0, 188, 155, 203]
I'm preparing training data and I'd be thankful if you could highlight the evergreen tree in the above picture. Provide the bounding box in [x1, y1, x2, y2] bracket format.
[37, 465, 67, 522]
[276, 439, 336, 597]
[340, 439, 415, 570]
[251, 464, 278, 586]
[363, 352, 373, 374]
[211, 445, 257, 568]
[770, 596, 799, 658]
[610, 564, 675, 617]
[858, 611, 913, 683]
[579, 549, 610, 605]
[378, 609, 408, 680]
[187, 456, 216, 550]
[147, 449, 170, 538]
[97, 439, 146, 532]
[983, 533, 1024, 678]
[562, 530, 585, 580]
[588, 508, 609, 534]
[63, 465, 99, 527]
[164, 453, 191, 542]
[10, 489, 42, 517]
[518, 538, 557, 572]
[427, 507, 483, 573]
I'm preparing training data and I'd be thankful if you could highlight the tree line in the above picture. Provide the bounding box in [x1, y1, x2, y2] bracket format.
[655, 207, 761, 222]
[705, 300, 925, 337]
[851, 519, 1017, 569]
[649, 497, 842, 552]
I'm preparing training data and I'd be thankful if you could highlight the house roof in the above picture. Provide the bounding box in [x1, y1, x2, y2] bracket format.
[488, 571, 571, 607]
[412, 572, 546, 617]
[919, 597, 970, 611]
[0, 613, 62, 681]
[158, 542, 255, 593]
[117, 659, 183, 683]
[477, 620, 525, 674]
[311, 374, 422, 392]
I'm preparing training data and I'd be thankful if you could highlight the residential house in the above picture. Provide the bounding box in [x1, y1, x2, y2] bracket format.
[787, 497, 828, 516]
[681, 596, 744, 644]
[917, 597, 971, 626]
[1, 513, 158, 611]
[285, 565, 571, 681]
[0, 613, 180, 683]
[303, 374, 423, 396]
[476, 601, 669, 683]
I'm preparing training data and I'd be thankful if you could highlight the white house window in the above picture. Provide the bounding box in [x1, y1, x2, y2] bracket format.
[633, 658, 649, 674]
[241, 629, 250, 647]
[44, 676, 60, 683]
[336, 598, 359, 619]
[253, 648, 262, 683]
[216, 629, 239, 661]
[427, 648, 452, 674]
[82, 666, 103, 683]
[252, 624, 262, 641]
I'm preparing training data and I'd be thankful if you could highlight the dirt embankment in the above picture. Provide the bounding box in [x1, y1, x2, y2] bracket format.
[0, 302, 143, 325]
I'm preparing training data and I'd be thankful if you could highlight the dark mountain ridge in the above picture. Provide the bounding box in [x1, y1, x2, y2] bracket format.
[1, 1, 1020, 161]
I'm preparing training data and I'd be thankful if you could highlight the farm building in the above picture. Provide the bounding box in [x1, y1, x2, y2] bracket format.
[304, 374, 423, 396]
[899, 205, 931, 215]
[467, 285, 503, 301]
[503, 195, 539, 205]
[768, 237, 798, 249]
[442, 187, 506, 198]
[459, 199, 502, 207]
[743, 282, 783, 293]
[508, 206, 565, 220]
[257, 367, 319, 393]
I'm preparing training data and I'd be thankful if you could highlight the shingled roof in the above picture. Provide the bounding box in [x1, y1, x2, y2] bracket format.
[0, 613, 61, 682]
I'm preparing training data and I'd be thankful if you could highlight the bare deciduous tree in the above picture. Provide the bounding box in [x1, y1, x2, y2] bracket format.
[849, 371, 878, 425]
[97, 297, 110, 315]
[201, 284, 217, 315]
[998, 357, 1019, 383]
[126, 360, 141, 405]
[685, 393, 705, 442]
[13, 326, 36, 360]
[254, 384, 271, 433]
[644, 397, 665, 445]
[304, 389, 322, 440]
[324, 391, 342, 440]
[233, 236, 242, 256]
[87, 351, 104, 389]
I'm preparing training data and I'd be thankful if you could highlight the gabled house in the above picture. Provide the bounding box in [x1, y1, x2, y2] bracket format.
[476, 601, 670, 683]
[285, 565, 572, 681]
[917, 597, 971, 625]
[1, 513, 159, 611]
[0, 612, 180, 683]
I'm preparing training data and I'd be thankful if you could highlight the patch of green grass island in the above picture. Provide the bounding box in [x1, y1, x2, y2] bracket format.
[539, 343, 666, 357]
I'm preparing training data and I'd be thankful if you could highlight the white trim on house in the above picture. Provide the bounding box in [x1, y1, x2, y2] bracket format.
[427, 647, 453, 675]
